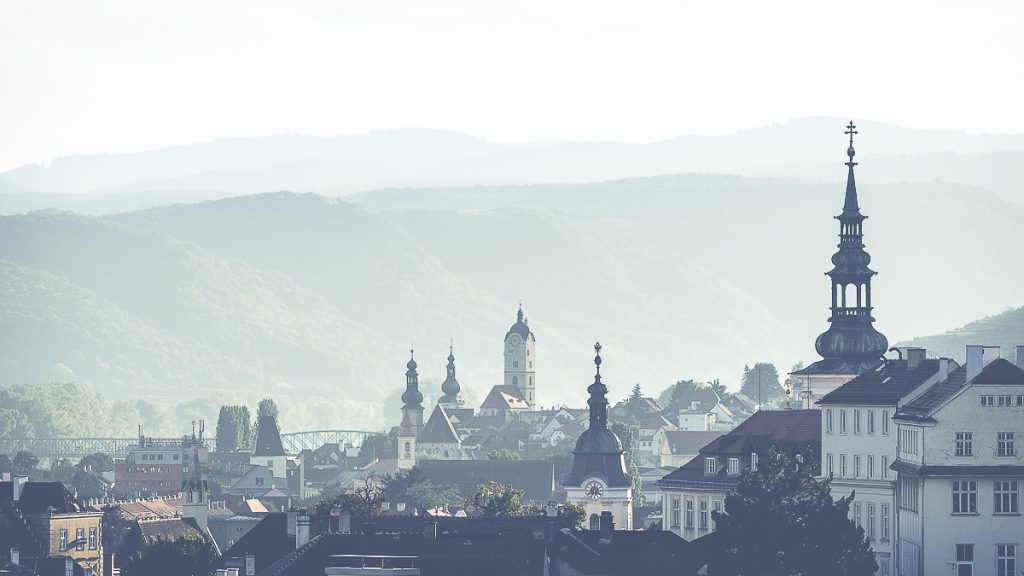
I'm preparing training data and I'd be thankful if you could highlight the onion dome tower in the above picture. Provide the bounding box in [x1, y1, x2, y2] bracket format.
[792, 123, 888, 403]
[565, 342, 633, 530]
[401, 349, 424, 431]
[438, 343, 463, 408]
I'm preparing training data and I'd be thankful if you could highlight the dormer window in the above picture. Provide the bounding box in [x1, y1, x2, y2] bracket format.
[705, 457, 718, 475]
[751, 453, 759, 472]
[728, 458, 740, 476]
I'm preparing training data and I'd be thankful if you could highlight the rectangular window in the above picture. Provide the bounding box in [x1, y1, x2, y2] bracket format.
[868, 410, 875, 435]
[751, 453, 759, 472]
[853, 501, 862, 528]
[826, 453, 834, 476]
[712, 500, 722, 530]
[881, 504, 890, 540]
[994, 481, 1019, 514]
[867, 455, 875, 479]
[840, 454, 848, 478]
[901, 479, 919, 512]
[699, 499, 708, 530]
[854, 409, 861, 434]
[89, 527, 97, 550]
[981, 395, 995, 407]
[956, 544, 974, 576]
[882, 410, 890, 435]
[998, 432, 1016, 457]
[998, 395, 1013, 406]
[685, 498, 694, 528]
[854, 455, 861, 478]
[728, 457, 740, 476]
[59, 529, 68, 550]
[953, 480, 978, 514]
[1017, 395, 1024, 407]
[881, 561, 889, 576]
[826, 409, 833, 434]
[706, 457, 717, 475]
[867, 503, 876, 540]
[997, 544, 1017, 576]
[76, 528, 85, 551]
[671, 497, 680, 528]
[956, 432, 974, 457]
[882, 456, 889, 479]
[840, 410, 848, 434]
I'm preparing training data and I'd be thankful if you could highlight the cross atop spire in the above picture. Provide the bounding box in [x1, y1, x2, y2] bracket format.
[593, 342, 602, 376]
[845, 121, 858, 167]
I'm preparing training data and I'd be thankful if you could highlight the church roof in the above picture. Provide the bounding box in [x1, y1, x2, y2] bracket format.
[419, 405, 461, 444]
[480, 385, 530, 411]
[252, 415, 287, 457]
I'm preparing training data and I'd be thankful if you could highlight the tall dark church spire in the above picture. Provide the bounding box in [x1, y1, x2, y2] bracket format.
[402, 349, 423, 408]
[439, 342, 462, 407]
[587, 342, 609, 431]
[796, 122, 888, 379]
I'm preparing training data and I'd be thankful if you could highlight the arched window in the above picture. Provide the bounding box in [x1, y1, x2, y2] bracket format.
[589, 514, 600, 531]
[512, 376, 519, 386]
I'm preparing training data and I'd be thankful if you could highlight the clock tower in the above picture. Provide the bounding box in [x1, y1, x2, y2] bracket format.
[504, 305, 536, 408]
[565, 342, 633, 530]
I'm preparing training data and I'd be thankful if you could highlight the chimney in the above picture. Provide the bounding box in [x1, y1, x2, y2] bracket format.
[966, 345, 1001, 382]
[246, 553, 256, 576]
[939, 358, 951, 382]
[9, 548, 18, 566]
[12, 475, 27, 502]
[1017, 345, 1024, 371]
[295, 512, 310, 549]
[286, 508, 297, 537]
[423, 522, 437, 540]
[905, 348, 926, 370]
[599, 511, 614, 542]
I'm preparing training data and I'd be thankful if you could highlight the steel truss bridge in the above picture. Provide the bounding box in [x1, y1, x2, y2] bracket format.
[280, 430, 374, 454]
[0, 429, 376, 460]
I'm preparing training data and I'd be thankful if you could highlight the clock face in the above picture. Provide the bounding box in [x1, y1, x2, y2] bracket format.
[584, 480, 604, 500]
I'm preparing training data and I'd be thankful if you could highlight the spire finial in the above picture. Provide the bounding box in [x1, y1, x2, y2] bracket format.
[845, 121, 858, 167]
[594, 341, 602, 376]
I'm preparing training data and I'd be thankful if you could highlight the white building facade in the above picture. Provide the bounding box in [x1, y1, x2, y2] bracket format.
[817, 348, 953, 576]
[893, 345, 1024, 576]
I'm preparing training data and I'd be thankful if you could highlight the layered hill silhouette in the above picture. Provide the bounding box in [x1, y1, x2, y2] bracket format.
[2, 171, 1022, 430]
[899, 307, 1024, 361]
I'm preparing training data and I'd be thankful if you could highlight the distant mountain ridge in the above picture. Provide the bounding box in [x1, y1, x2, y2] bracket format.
[3, 118, 1023, 216]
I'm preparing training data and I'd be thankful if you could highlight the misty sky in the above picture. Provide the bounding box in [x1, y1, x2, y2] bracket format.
[2, 0, 1023, 171]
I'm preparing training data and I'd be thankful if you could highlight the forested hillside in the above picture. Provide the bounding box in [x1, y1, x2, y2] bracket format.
[2, 172, 1022, 431]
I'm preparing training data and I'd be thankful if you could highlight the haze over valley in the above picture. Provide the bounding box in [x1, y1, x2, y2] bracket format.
[2, 118, 1023, 431]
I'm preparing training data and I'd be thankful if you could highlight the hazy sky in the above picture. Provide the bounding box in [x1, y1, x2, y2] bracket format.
[2, 0, 1022, 171]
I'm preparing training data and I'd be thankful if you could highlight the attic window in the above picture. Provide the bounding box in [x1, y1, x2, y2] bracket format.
[705, 457, 717, 475]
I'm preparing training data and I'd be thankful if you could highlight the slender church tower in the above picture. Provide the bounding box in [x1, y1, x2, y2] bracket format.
[397, 349, 423, 470]
[504, 305, 536, 408]
[181, 423, 209, 531]
[792, 122, 888, 404]
[438, 344, 463, 409]
[564, 343, 633, 530]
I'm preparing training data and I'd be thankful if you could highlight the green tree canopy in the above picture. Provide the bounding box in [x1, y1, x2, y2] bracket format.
[487, 449, 520, 460]
[258, 398, 279, 420]
[465, 481, 526, 517]
[78, 452, 114, 473]
[709, 449, 877, 576]
[12, 451, 38, 473]
[740, 363, 782, 405]
[610, 422, 642, 505]
[215, 405, 254, 453]
[120, 535, 219, 576]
